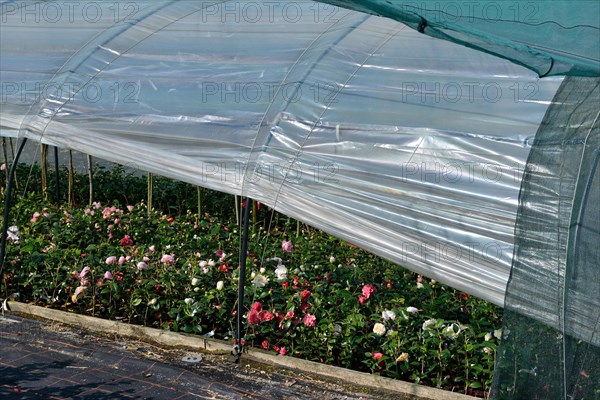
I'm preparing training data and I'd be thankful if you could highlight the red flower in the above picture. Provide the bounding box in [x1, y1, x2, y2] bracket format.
[219, 264, 229, 272]
[120, 235, 133, 247]
[281, 281, 289, 288]
[460, 293, 471, 300]
[301, 290, 311, 299]
[372, 352, 383, 361]
[362, 284, 376, 299]
[261, 340, 269, 350]
[302, 313, 317, 327]
[261, 310, 274, 321]
[251, 301, 262, 313]
[358, 295, 367, 305]
[167, 217, 174, 223]
[247, 311, 261, 325]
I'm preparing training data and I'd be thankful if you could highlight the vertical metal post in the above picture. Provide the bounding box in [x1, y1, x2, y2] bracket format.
[234, 196, 252, 362]
[0, 138, 28, 280]
[54, 146, 60, 202]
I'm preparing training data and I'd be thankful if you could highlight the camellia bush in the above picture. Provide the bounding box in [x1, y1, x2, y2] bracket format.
[1, 162, 502, 397]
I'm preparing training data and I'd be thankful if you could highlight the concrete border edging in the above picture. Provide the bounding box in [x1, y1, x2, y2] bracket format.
[6, 301, 478, 400]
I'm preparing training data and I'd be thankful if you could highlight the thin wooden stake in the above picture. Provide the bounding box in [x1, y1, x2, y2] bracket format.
[147, 172, 153, 215]
[87, 154, 93, 205]
[41, 144, 48, 200]
[68, 150, 75, 208]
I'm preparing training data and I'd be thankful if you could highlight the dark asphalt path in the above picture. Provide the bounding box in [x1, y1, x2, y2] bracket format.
[0, 314, 389, 400]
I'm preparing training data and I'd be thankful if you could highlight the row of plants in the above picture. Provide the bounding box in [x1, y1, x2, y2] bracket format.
[1, 161, 502, 397]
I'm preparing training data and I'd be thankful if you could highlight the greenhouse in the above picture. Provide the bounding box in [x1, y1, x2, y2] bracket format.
[0, 1, 598, 399]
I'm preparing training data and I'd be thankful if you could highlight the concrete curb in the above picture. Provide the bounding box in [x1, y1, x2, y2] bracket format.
[6, 301, 478, 400]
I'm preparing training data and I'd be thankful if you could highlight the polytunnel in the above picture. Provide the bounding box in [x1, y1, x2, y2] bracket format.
[0, 1, 598, 399]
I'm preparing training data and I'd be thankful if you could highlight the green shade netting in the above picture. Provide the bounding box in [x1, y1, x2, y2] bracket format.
[490, 76, 600, 399]
[317, 1, 600, 77]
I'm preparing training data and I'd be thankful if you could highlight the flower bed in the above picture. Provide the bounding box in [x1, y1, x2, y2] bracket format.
[1, 164, 501, 396]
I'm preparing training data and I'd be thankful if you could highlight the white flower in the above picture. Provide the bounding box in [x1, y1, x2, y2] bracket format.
[191, 278, 200, 286]
[444, 323, 461, 339]
[382, 310, 396, 321]
[194, 287, 200, 292]
[416, 282, 424, 289]
[250, 271, 256, 279]
[259, 267, 266, 274]
[396, 352, 409, 362]
[202, 267, 209, 274]
[199, 260, 207, 267]
[148, 298, 157, 306]
[484, 332, 493, 342]
[406, 306, 419, 314]
[184, 298, 193, 305]
[252, 274, 269, 288]
[373, 323, 386, 336]
[7, 226, 19, 242]
[386, 329, 396, 336]
[208, 259, 215, 267]
[216, 281, 224, 290]
[275, 265, 287, 280]
[494, 328, 503, 340]
[422, 318, 437, 331]
[483, 347, 493, 354]
[329, 256, 336, 263]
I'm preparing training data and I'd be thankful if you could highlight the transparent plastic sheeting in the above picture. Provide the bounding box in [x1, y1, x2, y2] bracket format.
[318, 1, 600, 77]
[0, 1, 564, 306]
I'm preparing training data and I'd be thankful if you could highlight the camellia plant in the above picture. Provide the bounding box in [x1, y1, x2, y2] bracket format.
[1, 163, 502, 397]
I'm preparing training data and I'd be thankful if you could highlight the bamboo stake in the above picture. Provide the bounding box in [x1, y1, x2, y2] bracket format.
[147, 172, 153, 216]
[41, 144, 48, 200]
[87, 154, 93, 205]
[197, 186, 202, 220]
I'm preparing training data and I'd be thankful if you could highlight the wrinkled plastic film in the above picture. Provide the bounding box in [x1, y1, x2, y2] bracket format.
[0, 1, 565, 307]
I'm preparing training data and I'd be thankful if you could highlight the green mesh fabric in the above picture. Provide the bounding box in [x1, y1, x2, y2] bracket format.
[490, 76, 600, 399]
[317, 1, 600, 77]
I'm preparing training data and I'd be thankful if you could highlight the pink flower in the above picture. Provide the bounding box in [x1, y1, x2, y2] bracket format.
[302, 313, 317, 327]
[281, 240, 293, 253]
[285, 311, 294, 320]
[118, 256, 126, 265]
[372, 352, 383, 361]
[261, 310, 274, 321]
[161, 254, 174, 264]
[261, 340, 269, 350]
[149, 245, 155, 253]
[0, 163, 5, 171]
[362, 284, 376, 299]
[104, 271, 113, 280]
[215, 249, 224, 258]
[358, 295, 367, 305]
[137, 262, 148, 271]
[247, 311, 261, 325]
[127, 205, 134, 212]
[279, 347, 287, 356]
[79, 266, 90, 278]
[105, 256, 117, 265]
[30, 212, 41, 224]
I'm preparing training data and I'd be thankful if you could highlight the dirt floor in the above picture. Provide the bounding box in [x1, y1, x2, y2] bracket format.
[1, 314, 404, 400]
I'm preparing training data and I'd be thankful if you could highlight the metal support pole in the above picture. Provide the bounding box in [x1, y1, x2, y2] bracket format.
[233, 196, 252, 362]
[0, 138, 28, 281]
